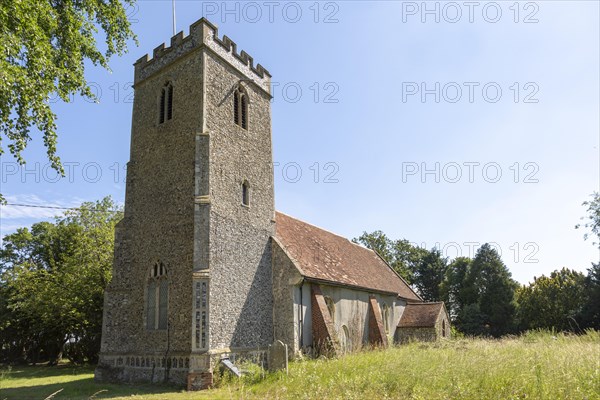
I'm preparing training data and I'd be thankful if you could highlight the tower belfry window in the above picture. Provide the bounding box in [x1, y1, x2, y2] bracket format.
[234, 86, 248, 129]
[240, 94, 248, 129]
[159, 82, 173, 124]
[242, 180, 250, 206]
[167, 84, 173, 120]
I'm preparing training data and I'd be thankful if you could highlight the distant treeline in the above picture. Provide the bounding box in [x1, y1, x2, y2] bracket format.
[353, 237, 599, 337]
[0, 197, 122, 365]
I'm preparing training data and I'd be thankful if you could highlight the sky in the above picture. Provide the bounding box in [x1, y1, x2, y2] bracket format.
[0, 0, 598, 284]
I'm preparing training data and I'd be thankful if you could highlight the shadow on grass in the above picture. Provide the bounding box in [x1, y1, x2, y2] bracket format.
[0, 365, 181, 400]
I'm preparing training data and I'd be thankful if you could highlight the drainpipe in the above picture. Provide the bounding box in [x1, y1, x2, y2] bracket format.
[299, 283, 303, 349]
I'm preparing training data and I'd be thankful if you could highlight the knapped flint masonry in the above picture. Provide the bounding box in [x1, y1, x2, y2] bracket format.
[95, 18, 450, 390]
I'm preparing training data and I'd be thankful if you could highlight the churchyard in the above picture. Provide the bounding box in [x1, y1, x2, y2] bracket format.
[1, 330, 598, 400]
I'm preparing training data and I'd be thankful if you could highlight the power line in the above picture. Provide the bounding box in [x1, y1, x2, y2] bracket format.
[2, 203, 123, 213]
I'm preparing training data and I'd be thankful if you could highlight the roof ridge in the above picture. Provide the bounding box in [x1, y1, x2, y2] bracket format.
[275, 210, 359, 247]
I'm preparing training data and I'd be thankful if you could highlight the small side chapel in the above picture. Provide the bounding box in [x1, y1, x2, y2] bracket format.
[95, 18, 450, 390]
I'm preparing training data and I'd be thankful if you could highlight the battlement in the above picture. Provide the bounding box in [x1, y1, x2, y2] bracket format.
[133, 18, 271, 94]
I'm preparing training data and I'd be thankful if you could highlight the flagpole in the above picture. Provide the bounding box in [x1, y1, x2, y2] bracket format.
[172, 0, 176, 35]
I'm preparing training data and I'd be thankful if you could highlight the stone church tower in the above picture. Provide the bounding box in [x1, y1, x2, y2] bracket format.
[95, 18, 275, 389]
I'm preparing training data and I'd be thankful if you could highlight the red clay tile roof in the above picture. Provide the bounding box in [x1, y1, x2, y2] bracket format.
[398, 302, 445, 328]
[274, 211, 421, 300]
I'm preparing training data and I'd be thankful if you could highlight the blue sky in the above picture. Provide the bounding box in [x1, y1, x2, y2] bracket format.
[0, 1, 598, 284]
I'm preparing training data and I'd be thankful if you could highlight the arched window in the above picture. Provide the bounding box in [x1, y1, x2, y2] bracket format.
[340, 325, 351, 354]
[240, 93, 248, 129]
[147, 261, 168, 330]
[442, 319, 447, 337]
[159, 82, 173, 124]
[233, 86, 248, 129]
[242, 180, 250, 206]
[382, 304, 390, 334]
[324, 296, 335, 323]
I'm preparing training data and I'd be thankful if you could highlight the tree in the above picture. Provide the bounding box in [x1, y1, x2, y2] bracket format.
[0, 0, 138, 202]
[575, 192, 600, 329]
[392, 239, 428, 284]
[440, 257, 471, 321]
[457, 303, 488, 336]
[580, 262, 600, 330]
[353, 230, 394, 264]
[576, 192, 600, 248]
[1, 221, 82, 364]
[353, 232, 427, 283]
[0, 197, 122, 364]
[516, 268, 587, 332]
[412, 248, 447, 302]
[457, 244, 517, 337]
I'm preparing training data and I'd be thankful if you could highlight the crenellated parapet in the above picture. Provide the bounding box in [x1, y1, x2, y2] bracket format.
[133, 18, 271, 94]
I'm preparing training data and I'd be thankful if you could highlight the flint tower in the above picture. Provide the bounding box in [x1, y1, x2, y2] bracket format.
[95, 18, 275, 389]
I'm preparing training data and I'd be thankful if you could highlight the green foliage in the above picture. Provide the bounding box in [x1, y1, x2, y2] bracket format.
[0, 0, 137, 185]
[440, 257, 471, 320]
[576, 191, 600, 248]
[457, 303, 488, 336]
[391, 239, 428, 284]
[579, 262, 600, 330]
[353, 230, 393, 261]
[457, 244, 518, 337]
[516, 268, 587, 332]
[353, 231, 427, 284]
[0, 197, 122, 364]
[412, 247, 447, 301]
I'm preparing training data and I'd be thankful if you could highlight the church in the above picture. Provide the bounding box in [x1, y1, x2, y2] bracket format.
[95, 18, 450, 390]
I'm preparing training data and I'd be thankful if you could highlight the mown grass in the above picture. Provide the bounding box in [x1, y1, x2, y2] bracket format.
[1, 331, 598, 400]
[0, 364, 183, 400]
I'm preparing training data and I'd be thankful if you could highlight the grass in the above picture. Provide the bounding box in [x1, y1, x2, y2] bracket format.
[0, 364, 183, 400]
[1, 331, 599, 400]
